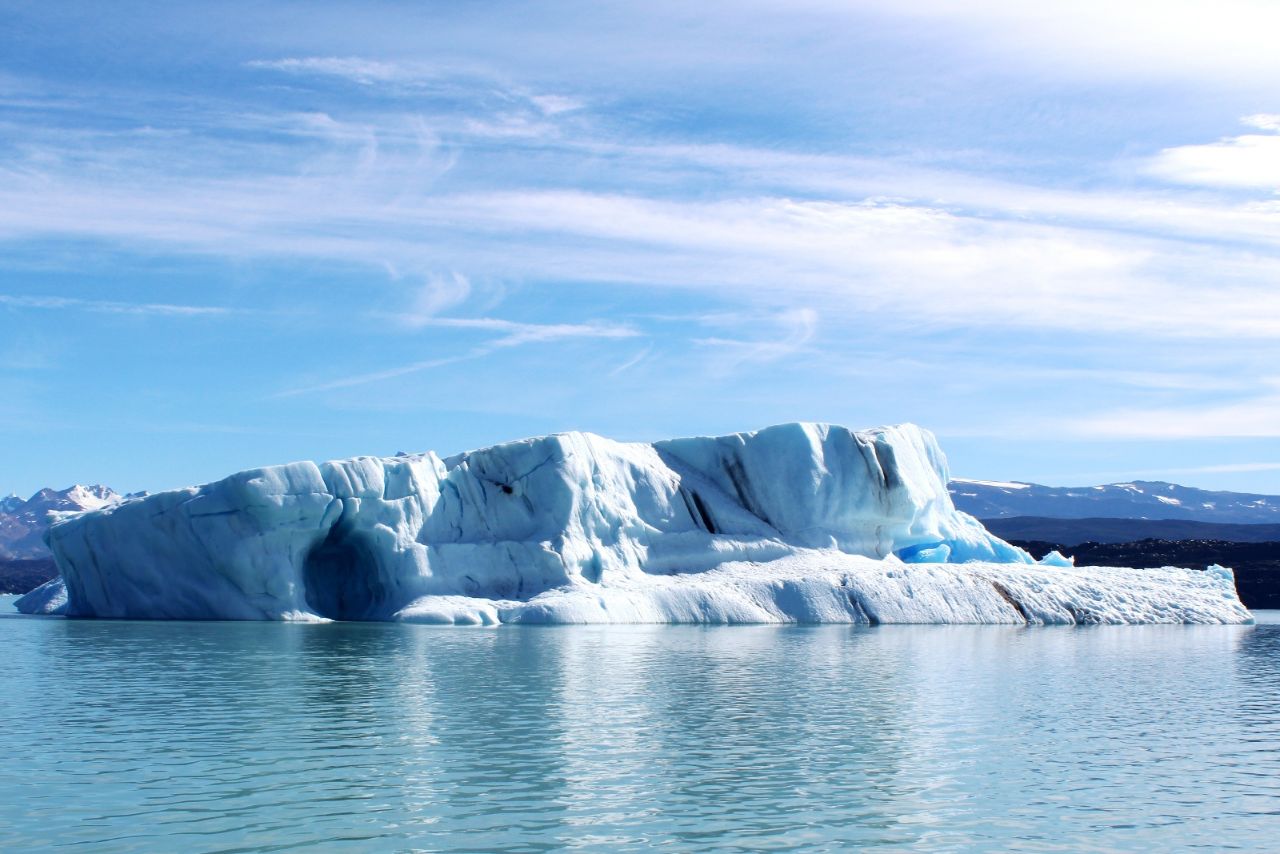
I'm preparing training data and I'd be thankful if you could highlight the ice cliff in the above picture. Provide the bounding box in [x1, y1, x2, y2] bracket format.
[15, 423, 1250, 624]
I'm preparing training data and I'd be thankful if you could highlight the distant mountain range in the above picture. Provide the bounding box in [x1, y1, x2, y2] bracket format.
[0, 485, 127, 559]
[949, 478, 1280, 524]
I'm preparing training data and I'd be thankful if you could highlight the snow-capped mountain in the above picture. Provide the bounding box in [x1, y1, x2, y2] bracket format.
[0, 485, 126, 559]
[949, 478, 1280, 523]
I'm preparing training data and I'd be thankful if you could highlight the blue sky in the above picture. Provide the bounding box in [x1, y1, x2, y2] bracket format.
[3, 0, 1280, 496]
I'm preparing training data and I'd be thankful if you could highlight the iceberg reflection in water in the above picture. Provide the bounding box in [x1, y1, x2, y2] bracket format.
[4, 602, 1280, 850]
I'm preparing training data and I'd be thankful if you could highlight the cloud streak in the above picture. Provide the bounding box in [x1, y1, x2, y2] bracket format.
[0, 294, 236, 317]
[246, 55, 581, 125]
[2, 71, 1279, 348]
[274, 316, 639, 397]
[694, 308, 819, 371]
[4, 164, 1278, 340]
[247, 57, 410, 85]
[1061, 387, 1280, 440]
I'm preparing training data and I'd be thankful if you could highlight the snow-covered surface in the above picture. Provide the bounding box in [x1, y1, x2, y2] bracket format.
[55, 485, 120, 513]
[953, 479, 1031, 490]
[15, 422, 1251, 624]
[387, 554, 1247, 626]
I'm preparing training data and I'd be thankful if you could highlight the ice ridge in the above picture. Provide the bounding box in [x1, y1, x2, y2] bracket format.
[14, 422, 1250, 624]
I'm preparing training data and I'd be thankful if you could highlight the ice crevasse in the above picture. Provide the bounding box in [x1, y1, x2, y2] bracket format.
[16, 422, 1250, 624]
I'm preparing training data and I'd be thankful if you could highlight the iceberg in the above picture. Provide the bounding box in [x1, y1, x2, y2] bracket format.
[15, 423, 1250, 624]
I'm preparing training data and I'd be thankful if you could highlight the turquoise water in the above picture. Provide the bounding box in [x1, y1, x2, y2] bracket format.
[3, 599, 1280, 851]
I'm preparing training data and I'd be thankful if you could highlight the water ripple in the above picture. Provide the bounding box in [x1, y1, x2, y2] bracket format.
[2, 608, 1279, 851]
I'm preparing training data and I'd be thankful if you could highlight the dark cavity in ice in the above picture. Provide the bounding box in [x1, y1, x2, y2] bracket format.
[303, 516, 387, 620]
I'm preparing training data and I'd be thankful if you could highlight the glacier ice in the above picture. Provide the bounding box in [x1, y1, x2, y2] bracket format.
[14, 422, 1251, 625]
[1037, 550, 1075, 568]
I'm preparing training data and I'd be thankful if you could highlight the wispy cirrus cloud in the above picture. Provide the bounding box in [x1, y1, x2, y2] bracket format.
[0, 294, 236, 317]
[274, 316, 639, 397]
[246, 56, 583, 118]
[3, 75, 1279, 351]
[528, 94, 585, 116]
[247, 56, 409, 85]
[1024, 460, 1280, 485]
[412, 317, 639, 345]
[694, 308, 818, 371]
[1059, 381, 1280, 440]
[2, 42, 1279, 423]
[401, 273, 473, 320]
[2, 163, 1278, 340]
[1140, 461, 1280, 476]
[608, 345, 654, 378]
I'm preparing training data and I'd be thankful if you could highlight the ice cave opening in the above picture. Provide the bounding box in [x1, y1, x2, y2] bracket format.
[302, 522, 387, 621]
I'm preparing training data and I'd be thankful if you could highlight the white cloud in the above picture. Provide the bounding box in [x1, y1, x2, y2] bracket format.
[4, 82, 1280, 347]
[461, 113, 559, 140]
[428, 190, 1280, 338]
[419, 317, 639, 346]
[1065, 393, 1280, 440]
[1151, 462, 1280, 476]
[274, 355, 469, 398]
[528, 95, 585, 116]
[402, 273, 472, 323]
[579, 138, 1280, 249]
[246, 57, 406, 85]
[0, 294, 234, 317]
[4, 165, 1279, 340]
[814, 0, 1280, 87]
[1018, 460, 1280, 485]
[276, 317, 638, 397]
[1244, 114, 1280, 132]
[694, 308, 818, 370]
[608, 345, 653, 377]
[1148, 116, 1280, 190]
[246, 56, 579, 133]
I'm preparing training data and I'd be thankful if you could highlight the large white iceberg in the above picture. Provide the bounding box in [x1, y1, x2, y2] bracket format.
[15, 423, 1250, 624]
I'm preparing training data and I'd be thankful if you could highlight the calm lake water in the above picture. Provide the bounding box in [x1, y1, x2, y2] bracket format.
[3, 596, 1280, 852]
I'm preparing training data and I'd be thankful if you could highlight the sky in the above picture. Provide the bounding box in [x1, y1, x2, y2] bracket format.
[2, 0, 1280, 497]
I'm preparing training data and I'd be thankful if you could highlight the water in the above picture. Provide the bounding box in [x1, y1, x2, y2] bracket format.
[3, 598, 1280, 851]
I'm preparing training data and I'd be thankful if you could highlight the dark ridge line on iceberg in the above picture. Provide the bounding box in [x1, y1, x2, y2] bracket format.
[990, 581, 1030, 622]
